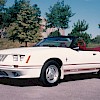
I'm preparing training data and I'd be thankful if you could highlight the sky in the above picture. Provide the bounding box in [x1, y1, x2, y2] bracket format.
[6, 0, 100, 38]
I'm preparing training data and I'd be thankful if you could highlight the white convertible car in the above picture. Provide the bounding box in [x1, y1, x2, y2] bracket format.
[0, 36, 100, 86]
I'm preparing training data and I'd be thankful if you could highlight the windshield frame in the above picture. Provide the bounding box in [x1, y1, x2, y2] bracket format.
[35, 36, 76, 48]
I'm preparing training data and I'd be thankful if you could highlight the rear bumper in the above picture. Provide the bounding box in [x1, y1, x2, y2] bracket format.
[0, 66, 41, 78]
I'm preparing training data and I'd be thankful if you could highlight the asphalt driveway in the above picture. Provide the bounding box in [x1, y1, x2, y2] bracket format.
[0, 74, 100, 100]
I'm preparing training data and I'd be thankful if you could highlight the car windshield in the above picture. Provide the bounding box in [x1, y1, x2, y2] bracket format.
[35, 37, 73, 48]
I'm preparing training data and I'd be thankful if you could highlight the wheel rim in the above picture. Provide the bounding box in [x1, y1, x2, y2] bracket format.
[46, 65, 59, 83]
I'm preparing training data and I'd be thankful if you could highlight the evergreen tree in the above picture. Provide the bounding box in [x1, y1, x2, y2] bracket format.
[7, 1, 41, 46]
[92, 35, 100, 44]
[0, 0, 7, 28]
[0, 0, 22, 29]
[46, 0, 74, 31]
[72, 19, 89, 33]
[69, 20, 91, 44]
[6, 0, 27, 23]
[48, 30, 61, 37]
[1, 0, 32, 28]
[0, 0, 6, 11]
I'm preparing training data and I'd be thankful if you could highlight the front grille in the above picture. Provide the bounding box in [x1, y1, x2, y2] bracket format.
[0, 55, 8, 62]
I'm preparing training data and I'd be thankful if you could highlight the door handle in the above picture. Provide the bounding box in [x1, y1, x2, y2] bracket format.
[93, 53, 96, 55]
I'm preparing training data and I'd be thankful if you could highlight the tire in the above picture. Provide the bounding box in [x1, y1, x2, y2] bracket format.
[40, 60, 61, 87]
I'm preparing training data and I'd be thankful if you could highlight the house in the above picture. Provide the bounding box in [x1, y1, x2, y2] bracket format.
[40, 17, 65, 38]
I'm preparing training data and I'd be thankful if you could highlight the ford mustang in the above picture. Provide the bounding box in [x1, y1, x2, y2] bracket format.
[0, 36, 100, 86]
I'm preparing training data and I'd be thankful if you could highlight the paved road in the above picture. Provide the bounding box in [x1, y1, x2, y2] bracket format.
[0, 74, 100, 100]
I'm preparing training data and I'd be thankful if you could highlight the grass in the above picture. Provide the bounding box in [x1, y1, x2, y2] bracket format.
[0, 38, 34, 50]
[87, 43, 100, 48]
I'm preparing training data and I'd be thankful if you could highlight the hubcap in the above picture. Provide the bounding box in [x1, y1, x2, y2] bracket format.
[46, 65, 59, 83]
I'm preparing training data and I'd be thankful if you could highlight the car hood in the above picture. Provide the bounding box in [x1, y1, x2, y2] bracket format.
[0, 47, 66, 54]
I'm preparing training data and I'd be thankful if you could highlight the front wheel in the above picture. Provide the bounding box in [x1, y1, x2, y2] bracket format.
[40, 60, 61, 86]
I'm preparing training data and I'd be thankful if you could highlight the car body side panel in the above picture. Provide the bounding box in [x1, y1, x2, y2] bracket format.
[0, 47, 100, 78]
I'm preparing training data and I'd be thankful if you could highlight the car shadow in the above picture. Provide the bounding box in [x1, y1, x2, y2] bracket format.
[0, 78, 42, 87]
[61, 73, 98, 83]
[0, 73, 99, 87]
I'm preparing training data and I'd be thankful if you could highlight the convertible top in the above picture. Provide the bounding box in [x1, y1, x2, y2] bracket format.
[37, 36, 100, 51]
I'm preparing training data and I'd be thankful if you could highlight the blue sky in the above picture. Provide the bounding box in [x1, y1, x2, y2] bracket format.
[6, 0, 100, 38]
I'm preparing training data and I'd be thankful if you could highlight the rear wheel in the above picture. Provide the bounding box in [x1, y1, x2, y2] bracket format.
[40, 60, 61, 86]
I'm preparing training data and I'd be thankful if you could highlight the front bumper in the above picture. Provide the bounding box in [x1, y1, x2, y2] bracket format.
[0, 66, 42, 78]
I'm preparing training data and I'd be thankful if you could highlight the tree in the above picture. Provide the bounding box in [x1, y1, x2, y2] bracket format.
[1, 0, 34, 29]
[6, 0, 28, 24]
[0, 0, 6, 11]
[8, 0, 41, 46]
[46, 0, 74, 31]
[0, 0, 6, 5]
[69, 20, 91, 44]
[72, 19, 89, 33]
[0, 0, 7, 28]
[0, 0, 21, 29]
[0, 0, 7, 38]
[48, 30, 61, 37]
[6, 22, 19, 42]
[91, 35, 100, 44]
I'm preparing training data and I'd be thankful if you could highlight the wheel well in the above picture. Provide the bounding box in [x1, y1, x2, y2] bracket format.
[43, 58, 63, 68]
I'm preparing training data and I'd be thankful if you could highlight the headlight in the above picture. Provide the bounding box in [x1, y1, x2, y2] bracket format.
[13, 55, 25, 61]
[13, 55, 18, 61]
[20, 55, 25, 61]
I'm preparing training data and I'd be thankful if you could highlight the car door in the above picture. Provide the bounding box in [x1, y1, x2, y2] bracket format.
[63, 48, 100, 74]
